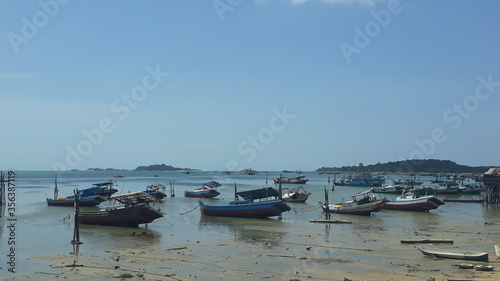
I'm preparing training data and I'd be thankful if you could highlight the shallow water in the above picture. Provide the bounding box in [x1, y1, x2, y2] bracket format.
[1, 171, 498, 280]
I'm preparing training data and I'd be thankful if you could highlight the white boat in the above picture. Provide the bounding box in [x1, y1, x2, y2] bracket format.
[319, 189, 388, 216]
[282, 186, 312, 203]
[418, 246, 489, 261]
[383, 193, 445, 212]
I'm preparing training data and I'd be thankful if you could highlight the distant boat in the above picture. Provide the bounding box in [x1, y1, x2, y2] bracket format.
[334, 175, 384, 187]
[393, 178, 423, 186]
[282, 186, 312, 203]
[145, 183, 167, 200]
[185, 181, 221, 198]
[383, 193, 445, 212]
[418, 246, 489, 262]
[372, 185, 407, 194]
[199, 186, 291, 218]
[274, 175, 309, 184]
[78, 191, 163, 227]
[319, 189, 388, 216]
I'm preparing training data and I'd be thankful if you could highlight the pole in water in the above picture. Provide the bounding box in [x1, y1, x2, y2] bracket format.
[324, 186, 331, 221]
[72, 189, 83, 245]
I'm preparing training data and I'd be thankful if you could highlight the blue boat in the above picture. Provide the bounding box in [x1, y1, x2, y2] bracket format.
[199, 186, 291, 218]
[78, 181, 119, 197]
[145, 184, 167, 200]
[46, 179, 118, 207]
[47, 195, 107, 206]
[185, 181, 221, 198]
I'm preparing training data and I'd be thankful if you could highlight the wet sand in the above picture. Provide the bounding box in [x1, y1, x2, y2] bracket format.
[16, 220, 500, 281]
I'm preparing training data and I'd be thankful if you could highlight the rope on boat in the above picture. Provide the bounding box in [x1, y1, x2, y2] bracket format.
[179, 204, 199, 215]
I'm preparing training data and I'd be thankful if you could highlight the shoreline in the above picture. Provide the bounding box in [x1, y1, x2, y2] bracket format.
[13, 222, 500, 281]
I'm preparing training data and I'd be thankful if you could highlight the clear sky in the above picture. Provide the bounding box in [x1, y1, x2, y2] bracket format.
[1, 0, 499, 171]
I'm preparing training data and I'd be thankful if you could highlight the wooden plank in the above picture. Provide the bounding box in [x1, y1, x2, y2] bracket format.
[309, 219, 352, 224]
[401, 239, 453, 244]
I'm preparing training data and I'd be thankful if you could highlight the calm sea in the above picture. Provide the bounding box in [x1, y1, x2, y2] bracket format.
[0, 170, 498, 280]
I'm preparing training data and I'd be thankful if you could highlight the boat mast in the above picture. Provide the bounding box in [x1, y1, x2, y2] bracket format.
[54, 174, 59, 199]
[278, 174, 283, 200]
[234, 183, 238, 201]
[324, 186, 331, 220]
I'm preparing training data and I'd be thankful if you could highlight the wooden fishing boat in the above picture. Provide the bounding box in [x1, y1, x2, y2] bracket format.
[46, 177, 112, 206]
[78, 192, 163, 227]
[319, 189, 388, 216]
[145, 183, 167, 200]
[185, 181, 221, 198]
[199, 186, 291, 218]
[383, 193, 445, 212]
[47, 195, 107, 206]
[282, 186, 311, 203]
[78, 181, 119, 197]
[273, 175, 309, 184]
[372, 185, 407, 194]
[418, 246, 489, 262]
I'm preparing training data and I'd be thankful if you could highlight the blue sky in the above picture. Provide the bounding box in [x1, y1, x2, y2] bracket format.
[1, 0, 499, 171]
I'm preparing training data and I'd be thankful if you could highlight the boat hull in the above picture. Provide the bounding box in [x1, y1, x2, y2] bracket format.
[383, 196, 445, 212]
[78, 204, 163, 227]
[47, 195, 106, 207]
[320, 199, 387, 216]
[146, 191, 167, 200]
[185, 189, 220, 198]
[273, 179, 309, 184]
[199, 199, 291, 218]
[419, 247, 489, 262]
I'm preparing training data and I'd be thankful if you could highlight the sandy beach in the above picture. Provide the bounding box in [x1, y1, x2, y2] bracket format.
[2, 171, 499, 281]
[15, 217, 500, 281]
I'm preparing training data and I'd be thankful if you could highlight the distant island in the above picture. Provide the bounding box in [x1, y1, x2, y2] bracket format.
[316, 159, 494, 174]
[134, 164, 198, 172]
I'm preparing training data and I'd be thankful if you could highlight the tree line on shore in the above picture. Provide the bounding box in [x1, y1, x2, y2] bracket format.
[316, 159, 492, 174]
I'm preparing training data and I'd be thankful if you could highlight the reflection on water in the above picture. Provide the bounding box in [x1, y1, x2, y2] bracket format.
[483, 204, 500, 222]
[78, 224, 163, 249]
[199, 215, 287, 246]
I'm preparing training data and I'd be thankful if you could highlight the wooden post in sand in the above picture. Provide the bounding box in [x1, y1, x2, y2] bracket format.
[72, 189, 83, 245]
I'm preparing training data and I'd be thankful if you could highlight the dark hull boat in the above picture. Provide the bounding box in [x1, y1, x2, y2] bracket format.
[185, 181, 221, 198]
[145, 184, 167, 200]
[185, 189, 221, 198]
[199, 186, 291, 218]
[47, 195, 106, 207]
[199, 199, 290, 218]
[274, 175, 309, 184]
[78, 192, 163, 228]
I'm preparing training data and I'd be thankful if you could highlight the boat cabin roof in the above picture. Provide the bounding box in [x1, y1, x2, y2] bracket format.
[203, 181, 222, 188]
[147, 183, 166, 191]
[284, 186, 306, 193]
[92, 181, 115, 188]
[111, 191, 157, 204]
[237, 187, 280, 200]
